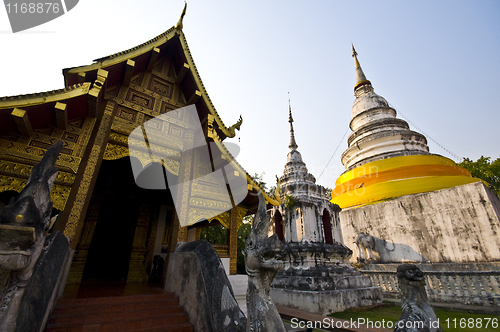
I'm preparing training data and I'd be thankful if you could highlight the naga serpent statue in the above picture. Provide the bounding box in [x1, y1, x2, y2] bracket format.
[243, 191, 286, 332]
[0, 140, 63, 331]
[394, 264, 443, 332]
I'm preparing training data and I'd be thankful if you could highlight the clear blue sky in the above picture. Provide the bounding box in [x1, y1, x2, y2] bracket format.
[1, 1, 499, 189]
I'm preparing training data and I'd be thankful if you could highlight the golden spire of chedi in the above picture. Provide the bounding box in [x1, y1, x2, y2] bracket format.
[352, 44, 371, 91]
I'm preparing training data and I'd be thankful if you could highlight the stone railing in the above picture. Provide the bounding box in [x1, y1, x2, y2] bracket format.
[362, 270, 500, 306]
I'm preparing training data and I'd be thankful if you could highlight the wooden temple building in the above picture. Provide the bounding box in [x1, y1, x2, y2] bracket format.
[0, 7, 279, 287]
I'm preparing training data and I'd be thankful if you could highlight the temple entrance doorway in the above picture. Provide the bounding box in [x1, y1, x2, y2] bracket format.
[82, 194, 140, 282]
[71, 157, 175, 285]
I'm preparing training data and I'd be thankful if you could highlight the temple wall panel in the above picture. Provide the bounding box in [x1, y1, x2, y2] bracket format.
[103, 53, 189, 180]
[0, 116, 95, 174]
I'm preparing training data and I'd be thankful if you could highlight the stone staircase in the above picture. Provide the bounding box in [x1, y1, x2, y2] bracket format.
[45, 292, 193, 332]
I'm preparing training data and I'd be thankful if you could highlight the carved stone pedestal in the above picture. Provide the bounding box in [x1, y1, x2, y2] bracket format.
[271, 242, 382, 315]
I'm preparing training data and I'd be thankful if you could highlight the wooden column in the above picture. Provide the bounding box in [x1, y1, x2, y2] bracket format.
[194, 227, 201, 241]
[167, 129, 195, 248]
[164, 129, 195, 282]
[167, 212, 187, 254]
[56, 100, 116, 248]
[228, 206, 239, 275]
[127, 204, 153, 283]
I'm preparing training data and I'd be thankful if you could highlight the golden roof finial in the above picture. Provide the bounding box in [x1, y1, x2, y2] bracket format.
[352, 44, 371, 91]
[288, 92, 294, 123]
[175, 2, 187, 31]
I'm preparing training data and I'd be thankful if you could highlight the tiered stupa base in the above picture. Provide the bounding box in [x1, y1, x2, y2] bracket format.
[270, 242, 382, 315]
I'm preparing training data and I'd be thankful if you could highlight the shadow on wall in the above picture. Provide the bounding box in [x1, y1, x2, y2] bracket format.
[355, 233, 428, 264]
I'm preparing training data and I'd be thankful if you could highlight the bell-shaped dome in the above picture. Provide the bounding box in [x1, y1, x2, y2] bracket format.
[331, 47, 480, 209]
[342, 47, 429, 170]
[286, 149, 304, 165]
[351, 87, 391, 121]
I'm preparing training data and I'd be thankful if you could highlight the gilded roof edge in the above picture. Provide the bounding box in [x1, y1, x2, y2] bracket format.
[0, 83, 91, 109]
[177, 31, 242, 138]
[65, 27, 177, 74]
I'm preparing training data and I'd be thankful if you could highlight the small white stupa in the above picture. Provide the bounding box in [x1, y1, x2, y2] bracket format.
[269, 98, 382, 315]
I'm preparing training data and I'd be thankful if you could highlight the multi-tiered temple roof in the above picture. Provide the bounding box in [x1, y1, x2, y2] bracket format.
[0, 5, 278, 278]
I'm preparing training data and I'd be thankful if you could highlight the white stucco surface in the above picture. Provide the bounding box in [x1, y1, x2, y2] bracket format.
[341, 182, 500, 263]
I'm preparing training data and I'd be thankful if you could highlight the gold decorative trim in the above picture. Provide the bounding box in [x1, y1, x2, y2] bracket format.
[0, 176, 26, 194]
[0, 160, 76, 184]
[64, 102, 115, 240]
[73, 117, 96, 157]
[0, 140, 82, 173]
[208, 211, 230, 229]
[189, 197, 232, 211]
[0, 176, 70, 211]
[0, 83, 91, 109]
[51, 184, 71, 211]
[229, 207, 239, 275]
[103, 143, 129, 161]
[109, 132, 129, 145]
[236, 206, 248, 230]
[123, 148, 179, 176]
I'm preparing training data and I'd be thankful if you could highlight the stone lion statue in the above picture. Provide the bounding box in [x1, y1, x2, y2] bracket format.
[394, 264, 442, 332]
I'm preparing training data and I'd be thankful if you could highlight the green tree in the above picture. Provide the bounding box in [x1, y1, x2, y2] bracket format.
[458, 156, 500, 196]
[202, 172, 276, 274]
[251, 172, 268, 191]
[200, 219, 251, 274]
[324, 187, 333, 200]
[200, 223, 227, 245]
[251, 172, 280, 197]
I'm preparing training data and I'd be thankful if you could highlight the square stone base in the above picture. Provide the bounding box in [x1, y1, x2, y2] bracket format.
[270, 286, 382, 316]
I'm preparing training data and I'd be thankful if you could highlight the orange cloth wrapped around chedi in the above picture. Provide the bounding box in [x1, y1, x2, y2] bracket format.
[331, 155, 481, 209]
